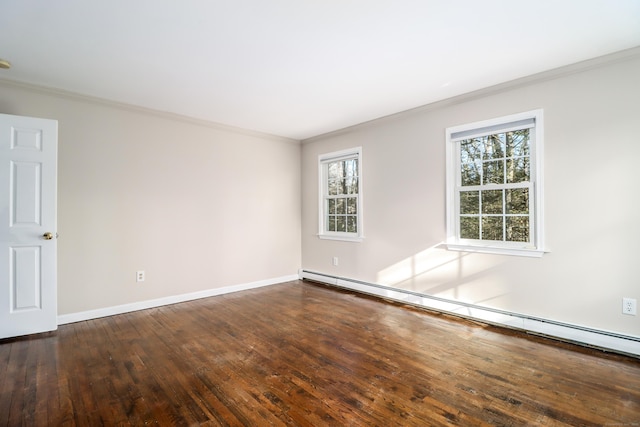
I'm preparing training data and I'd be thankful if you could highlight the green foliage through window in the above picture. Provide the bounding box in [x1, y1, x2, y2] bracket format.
[458, 129, 531, 243]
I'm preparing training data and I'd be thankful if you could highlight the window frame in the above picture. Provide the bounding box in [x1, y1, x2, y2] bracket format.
[318, 147, 364, 242]
[445, 110, 545, 257]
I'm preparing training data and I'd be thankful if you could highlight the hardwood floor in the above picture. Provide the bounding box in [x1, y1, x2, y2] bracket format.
[1, 280, 639, 426]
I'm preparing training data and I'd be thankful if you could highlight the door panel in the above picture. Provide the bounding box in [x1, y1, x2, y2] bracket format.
[0, 113, 57, 339]
[11, 246, 41, 310]
[11, 161, 42, 226]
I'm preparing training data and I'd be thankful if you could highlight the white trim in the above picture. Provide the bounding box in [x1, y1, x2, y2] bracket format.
[298, 270, 640, 358]
[318, 147, 364, 241]
[0, 79, 297, 144]
[302, 47, 640, 144]
[447, 110, 541, 138]
[446, 243, 545, 258]
[533, 112, 545, 252]
[318, 234, 364, 242]
[450, 118, 535, 142]
[445, 109, 544, 255]
[57, 274, 298, 325]
[318, 147, 361, 163]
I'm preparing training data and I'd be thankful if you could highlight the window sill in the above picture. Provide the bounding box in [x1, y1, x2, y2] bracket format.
[446, 243, 545, 258]
[318, 234, 364, 243]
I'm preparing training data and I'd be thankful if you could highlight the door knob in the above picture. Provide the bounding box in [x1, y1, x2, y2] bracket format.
[43, 232, 54, 240]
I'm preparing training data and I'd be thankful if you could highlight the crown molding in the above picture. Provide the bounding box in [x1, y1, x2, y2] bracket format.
[303, 46, 640, 143]
[0, 77, 300, 145]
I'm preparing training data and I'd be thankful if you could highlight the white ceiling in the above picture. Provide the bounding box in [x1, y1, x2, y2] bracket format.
[1, 1, 639, 140]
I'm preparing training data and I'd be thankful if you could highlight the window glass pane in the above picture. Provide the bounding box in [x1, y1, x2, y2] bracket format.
[345, 177, 358, 194]
[506, 216, 529, 242]
[482, 216, 503, 241]
[336, 217, 346, 232]
[338, 179, 348, 195]
[328, 199, 336, 214]
[461, 138, 483, 160]
[341, 160, 349, 178]
[328, 178, 347, 195]
[460, 139, 481, 186]
[328, 179, 339, 196]
[506, 129, 529, 157]
[483, 160, 504, 184]
[327, 216, 336, 232]
[344, 159, 358, 178]
[506, 188, 529, 214]
[461, 161, 481, 186]
[506, 157, 529, 183]
[347, 216, 357, 233]
[482, 190, 503, 214]
[460, 191, 479, 214]
[346, 197, 357, 214]
[335, 198, 345, 214]
[460, 217, 479, 239]
[483, 134, 505, 160]
[329, 161, 344, 180]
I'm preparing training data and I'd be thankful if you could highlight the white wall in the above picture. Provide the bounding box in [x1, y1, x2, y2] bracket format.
[301, 52, 640, 337]
[0, 81, 301, 315]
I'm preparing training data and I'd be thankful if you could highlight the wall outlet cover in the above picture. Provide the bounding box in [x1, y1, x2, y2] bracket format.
[622, 297, 637, 315]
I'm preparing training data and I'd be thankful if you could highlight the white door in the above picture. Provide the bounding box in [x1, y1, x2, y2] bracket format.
[0, 113, 58, 339]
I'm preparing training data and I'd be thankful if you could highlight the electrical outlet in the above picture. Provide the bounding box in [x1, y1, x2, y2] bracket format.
[136, 270, 145, 282]
[332, 257, 339, 266]
[622, 297, 636, 315]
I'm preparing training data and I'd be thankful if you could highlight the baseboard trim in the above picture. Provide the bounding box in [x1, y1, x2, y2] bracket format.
[299, 270, 640, 358]
[57, 274, 299, 325]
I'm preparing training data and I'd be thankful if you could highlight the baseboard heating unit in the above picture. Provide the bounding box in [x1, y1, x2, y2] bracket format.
[299, 269, 640, 358]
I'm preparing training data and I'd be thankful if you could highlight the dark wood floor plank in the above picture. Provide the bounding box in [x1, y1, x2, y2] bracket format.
[1, 280, 639, 426]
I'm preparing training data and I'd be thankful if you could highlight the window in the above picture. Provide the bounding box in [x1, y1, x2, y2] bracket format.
[318, 147, 363, 241]
[445, 110, 544, 257]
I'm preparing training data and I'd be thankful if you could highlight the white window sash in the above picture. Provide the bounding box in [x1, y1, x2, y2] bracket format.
[318, 147, 364, 242]
[446, 110, 544, 256]
[450, 118, 535, 142]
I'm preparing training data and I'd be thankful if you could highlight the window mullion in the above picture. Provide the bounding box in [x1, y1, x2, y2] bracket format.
[502, 185, 507, 242]
[478, 188, 483, 239]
